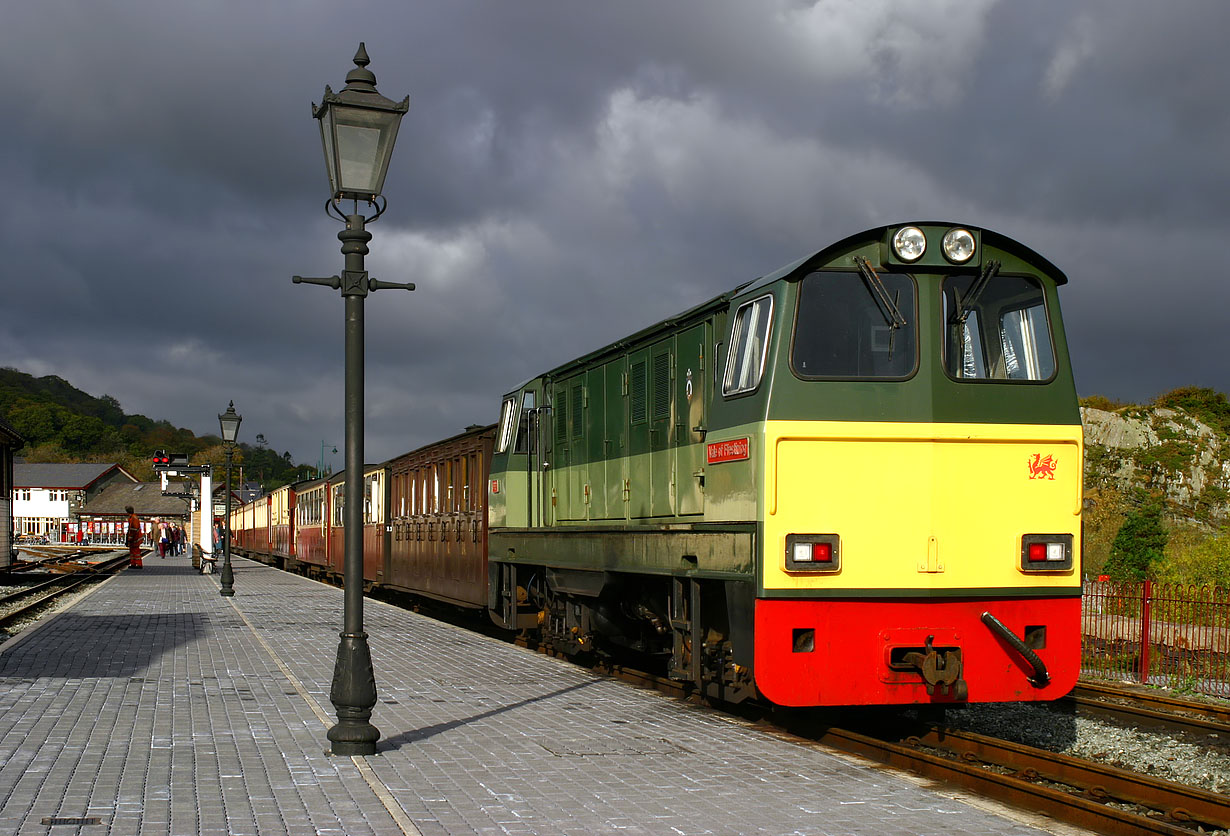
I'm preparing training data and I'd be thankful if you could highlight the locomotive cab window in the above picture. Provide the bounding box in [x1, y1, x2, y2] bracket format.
[496, 397, 518, 453]
[495, 392, 534, 454]
[943, 274, 1055, 381]
[723, 294, 773, 396]
[791, 270, 917, 379]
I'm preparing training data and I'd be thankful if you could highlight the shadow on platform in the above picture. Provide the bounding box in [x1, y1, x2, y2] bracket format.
[380, 679, 598, 751]
[0, 612, 210, 679]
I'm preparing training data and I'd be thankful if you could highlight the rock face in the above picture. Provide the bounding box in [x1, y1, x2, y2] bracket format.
[1082, 407, 1230, 526]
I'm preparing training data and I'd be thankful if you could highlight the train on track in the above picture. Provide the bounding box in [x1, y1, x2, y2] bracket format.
[231, 222, 1083, 707]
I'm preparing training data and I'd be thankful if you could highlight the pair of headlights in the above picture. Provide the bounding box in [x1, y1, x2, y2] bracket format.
[892, 226, 976, 264]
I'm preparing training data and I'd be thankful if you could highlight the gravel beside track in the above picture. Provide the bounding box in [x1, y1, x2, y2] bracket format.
[945, 699, 1230, 795]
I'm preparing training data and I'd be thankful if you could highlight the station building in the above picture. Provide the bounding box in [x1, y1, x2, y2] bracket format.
[12, 460, 137, 543]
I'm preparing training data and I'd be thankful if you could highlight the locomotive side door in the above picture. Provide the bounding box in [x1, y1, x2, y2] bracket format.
[648, 338, 675, 517]
[525, 388, 550, 528]
[676, 322, 707, 516]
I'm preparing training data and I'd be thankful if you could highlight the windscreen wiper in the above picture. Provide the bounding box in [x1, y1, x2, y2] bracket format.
[853, 256, 908, 329]
[951, 259, 1001, 324]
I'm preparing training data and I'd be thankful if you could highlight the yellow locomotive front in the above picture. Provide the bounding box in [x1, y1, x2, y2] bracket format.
[707, 224, 1083, 705]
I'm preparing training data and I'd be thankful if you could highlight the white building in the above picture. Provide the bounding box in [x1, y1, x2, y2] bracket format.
[12, 461, 137, 542]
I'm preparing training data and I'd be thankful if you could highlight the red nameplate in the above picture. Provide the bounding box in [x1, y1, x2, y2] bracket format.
[707, 437, 750, 464]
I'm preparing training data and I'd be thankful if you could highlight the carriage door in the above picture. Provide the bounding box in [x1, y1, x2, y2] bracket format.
[676, 323, 707, 516]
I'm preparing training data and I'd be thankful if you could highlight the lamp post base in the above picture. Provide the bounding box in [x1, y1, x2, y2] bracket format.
[327, 631, 379, 755]
[219, 561, 235, 596]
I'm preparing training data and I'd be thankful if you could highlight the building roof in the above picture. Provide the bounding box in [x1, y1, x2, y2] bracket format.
[14, 462, 136, 490]
[0, 416, 22, 445]
[82, 482, 193, 518]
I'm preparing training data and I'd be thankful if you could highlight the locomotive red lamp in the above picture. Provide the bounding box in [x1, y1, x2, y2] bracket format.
[785, 534, 840, 572]
[1020, 534, 1073, 570]
[295, 43, 414, 757]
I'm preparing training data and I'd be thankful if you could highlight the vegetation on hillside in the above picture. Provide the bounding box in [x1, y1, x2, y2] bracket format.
[1080, 387, 1230, 589]
[0, 367, 313, 487]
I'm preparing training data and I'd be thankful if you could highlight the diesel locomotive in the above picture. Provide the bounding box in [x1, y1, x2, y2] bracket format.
[232, 222, 1083, 707]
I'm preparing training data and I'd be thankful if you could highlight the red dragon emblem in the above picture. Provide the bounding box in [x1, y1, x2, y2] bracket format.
[1028, 453, 1057, 480]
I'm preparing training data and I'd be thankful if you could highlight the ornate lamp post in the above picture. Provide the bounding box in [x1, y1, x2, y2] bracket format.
[218, 401, 242, 597]
[294, 43, 411, 756]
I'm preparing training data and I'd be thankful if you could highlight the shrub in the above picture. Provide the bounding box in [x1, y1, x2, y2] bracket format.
[1104, 500, 1168, 581]
[1156, 532, 1230, 589]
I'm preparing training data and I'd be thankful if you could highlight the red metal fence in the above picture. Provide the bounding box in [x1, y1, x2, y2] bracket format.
[1082, 579, 1230, 698]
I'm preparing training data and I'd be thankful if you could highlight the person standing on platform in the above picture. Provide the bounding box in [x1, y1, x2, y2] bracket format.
[125, 506, 143, 569]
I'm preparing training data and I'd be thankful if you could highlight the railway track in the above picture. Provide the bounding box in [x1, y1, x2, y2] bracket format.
[0, 553, 130, 634]
[788, 718, 1230, 836]
[1068, 681, 1230, 744]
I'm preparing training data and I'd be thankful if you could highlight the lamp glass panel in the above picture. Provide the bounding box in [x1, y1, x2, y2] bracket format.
[336, 123, 382, 193]
[329, 104, 402, 198]
[318, 111, 339, 197]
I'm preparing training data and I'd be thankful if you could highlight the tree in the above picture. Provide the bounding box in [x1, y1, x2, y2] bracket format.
[1104, 499, 1168, 581]
[60, 414, 106, 452]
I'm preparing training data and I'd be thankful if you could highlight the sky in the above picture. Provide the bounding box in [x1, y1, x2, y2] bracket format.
[3, 1, 1229, 470]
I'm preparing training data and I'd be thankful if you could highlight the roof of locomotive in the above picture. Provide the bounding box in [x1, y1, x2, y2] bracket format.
[740, 222, 1069, 295]
[513, 222, 1067, 388]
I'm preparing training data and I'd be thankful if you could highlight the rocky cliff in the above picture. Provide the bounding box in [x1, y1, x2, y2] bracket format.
[1082, 406, 1230, 528]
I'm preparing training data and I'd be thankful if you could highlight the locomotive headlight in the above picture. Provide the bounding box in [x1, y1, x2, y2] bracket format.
[942, 228, 976, 263]
[892, 226, 927, 262]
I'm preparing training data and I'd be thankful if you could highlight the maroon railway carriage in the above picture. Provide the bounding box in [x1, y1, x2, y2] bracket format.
[292, 476, 331, 574]
[230, 483, 296, 565]
[233, 426, 494, 601]
[385, 424, 495, 607]
[323, 464, 390, 583]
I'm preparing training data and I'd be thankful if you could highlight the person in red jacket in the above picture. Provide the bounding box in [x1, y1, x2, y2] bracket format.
[125, 506, 143, 569]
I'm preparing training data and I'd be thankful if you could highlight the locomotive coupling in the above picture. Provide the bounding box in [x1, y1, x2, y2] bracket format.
[901, 636, 969, 700]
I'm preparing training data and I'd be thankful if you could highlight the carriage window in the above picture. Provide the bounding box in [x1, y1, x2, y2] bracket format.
[333, 485, 345, 526]
[943, 274, 1054, 381]
[723, 295, 773, 396]
[791, 271, 916, 378]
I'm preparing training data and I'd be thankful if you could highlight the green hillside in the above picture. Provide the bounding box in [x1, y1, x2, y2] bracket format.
[0, 367, 313, 487]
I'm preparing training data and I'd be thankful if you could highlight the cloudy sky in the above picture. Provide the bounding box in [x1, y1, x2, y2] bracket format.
[3, 1, 1228, 469]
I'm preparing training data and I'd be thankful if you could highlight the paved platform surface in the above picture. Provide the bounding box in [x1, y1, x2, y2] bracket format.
[0, 553, 1078, 835]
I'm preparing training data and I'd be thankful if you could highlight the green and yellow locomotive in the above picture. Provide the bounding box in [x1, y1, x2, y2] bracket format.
[487, 222, 1082, 706]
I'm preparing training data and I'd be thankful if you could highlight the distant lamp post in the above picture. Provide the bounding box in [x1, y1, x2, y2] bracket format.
[294, 43, 412, 757]
[218, 401, 242, 597]
[319, 441, 338, 478]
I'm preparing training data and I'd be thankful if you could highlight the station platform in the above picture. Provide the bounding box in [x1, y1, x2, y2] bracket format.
[0, 553, 1077, 836]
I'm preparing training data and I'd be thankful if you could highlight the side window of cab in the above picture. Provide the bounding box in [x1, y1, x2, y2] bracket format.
[723, 295, 773, 397]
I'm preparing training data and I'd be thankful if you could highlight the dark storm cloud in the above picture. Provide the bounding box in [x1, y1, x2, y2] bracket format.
[3, 0, 1228, 466]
